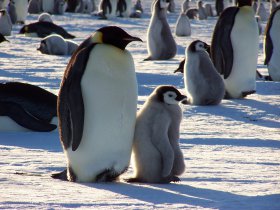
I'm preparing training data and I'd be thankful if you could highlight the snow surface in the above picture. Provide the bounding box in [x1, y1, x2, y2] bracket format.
[0, 0, 280, 209]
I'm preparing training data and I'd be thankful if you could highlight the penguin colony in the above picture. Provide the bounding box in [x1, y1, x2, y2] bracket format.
[0, 0, 279, 184]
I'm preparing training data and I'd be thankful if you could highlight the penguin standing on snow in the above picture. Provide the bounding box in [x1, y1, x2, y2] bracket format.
[12, 0, 28, 24]
[52, 26, 142, 182]
[184, 40, 225, 105]
[0, 9, 12, 36]
[211, 0, 259, 99]
[98, 0, 117, 19]
[128, 86, 186, 184]
[264, 5, 280, 81]
[145, 0, 177, 60]
[175, 13, 191, 37]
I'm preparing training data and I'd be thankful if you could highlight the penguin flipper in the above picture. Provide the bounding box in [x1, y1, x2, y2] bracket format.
[211, 7, 239, 79]
[0, 101, 57, 132]
[58, 43, 97, 151]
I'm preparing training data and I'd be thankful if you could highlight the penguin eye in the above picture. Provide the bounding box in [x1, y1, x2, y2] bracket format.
[168, 94, 173, 97]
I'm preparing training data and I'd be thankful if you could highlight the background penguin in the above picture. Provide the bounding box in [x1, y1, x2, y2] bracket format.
[204, 3, 214, 17]
[0, 32, 9, 43]
[116, 0, 127, 17]
[19, 21, 75, 39]
[211, 0, 259, 99]
[38, 12, 53, 23]
[0, 82, 57, 132]
[0, 9, 12, 36]
[52, 26, 142, 182]
[98, 0, 117, 19]
[215, 0, 224, 16]
[53, 0, 67, 15]
[0, 0, 9, 9]
[175, 12, 191, 37]
[127, 85, 186, 184]
[129, 0, 143, 18]
[13, 0, 28, 24]
[264, 5, 280, 81]
[28, 0, 42, 14]
[41, 0, 55, 14]
[167, 0, 175, 13]
[186, 8, 198, 19]
[257, 2, 269, 21]
[66, 0, 79, 12]
[181, 0, 189, 13]
[37, 34, 78, 55]
[7, 0, 16, 24]
[197, 0, 207, 20]
[145, 0, 177, 60]
[184, 40, 225, 105]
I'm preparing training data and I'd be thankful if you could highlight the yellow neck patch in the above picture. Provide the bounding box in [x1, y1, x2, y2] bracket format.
[90, 31, 103, 43]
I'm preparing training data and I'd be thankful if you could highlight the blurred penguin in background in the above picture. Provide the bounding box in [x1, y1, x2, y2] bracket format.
[0, 9, 12, 36]
[28, 0, 42, 14]
[197, 0, 207, 20]
[215, 0, 224, 16]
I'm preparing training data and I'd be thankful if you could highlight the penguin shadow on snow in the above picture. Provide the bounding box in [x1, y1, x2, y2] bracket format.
[184, 99, 280, 129]
[83, 182, 280, 210]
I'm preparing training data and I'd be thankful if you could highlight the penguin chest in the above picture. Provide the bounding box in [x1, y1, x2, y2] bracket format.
[14, 0, 28, 21]
[71, 45, 137, 181]
[228, 6, 258, 97]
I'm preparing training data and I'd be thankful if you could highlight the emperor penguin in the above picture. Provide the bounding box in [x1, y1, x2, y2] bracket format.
[204, 3, 214, 17]
[7, 0, 16, 24]
[53, 0, 66, 15]
[19, 21, 75, 39]
[13, 0, 28, 24]
[181, 0, 189, 13]
[167, 0, 175, 13]
[257, 2, 269, 21]
[37, 34, 78, 55]
[41, 0, 55, 13]
[98, 0, 117, 19]
[0, 9, 12, 36]
[175, 13, 191, 37]
[66, 0, 79, 12]
[197, 0, 207, 20]
[215, 0, 224, 16]
[51, 26, 142, 182]
[211, 0, 259, 99]
[127, 86, 186, 184]
[0, 82, 57, 132]
[28, 0, 42, 14]
[184, 40, 225, 105]
[264, 5, 280, 81]
[38, 12, 53, 23]
[145, 0, 177, 60]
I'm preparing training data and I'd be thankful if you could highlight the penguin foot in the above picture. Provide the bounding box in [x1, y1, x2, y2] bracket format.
[96, 169, 121, 182]
[242, 90, 256, 98]
[143, 57, 152, 61]
[125, 177, 143, 183]
[51, 169, 68, 181]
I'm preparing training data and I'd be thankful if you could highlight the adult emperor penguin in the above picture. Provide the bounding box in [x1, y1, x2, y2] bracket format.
[41, 0, 55, 13]
[98, 0, 117, 19]
[175, 13, 191, 37]
[0, 9, 12, 36]
[264, 5, 280, 81]
[28, 0, 42, 14]
[127, 86, 186, 183]
[184, 40, 225, 105]
[145, 0, 177, 60]
[0, 82, 57, 132]
[211, 0, 259, 99]
[51, 26, 142, 182]
[13, 0, 28, 24]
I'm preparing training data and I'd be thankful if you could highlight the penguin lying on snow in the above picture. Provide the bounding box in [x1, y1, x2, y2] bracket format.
[184, 40, 225, 105]
[128, 86, 186, 184]
[19, 21, 75, 39]
[52, 26, 142, 182]
[0, 82, 57, 132]
[37, 34, 78, 55]
[264, 5, 280, 81]
[211, 0, 258, 99]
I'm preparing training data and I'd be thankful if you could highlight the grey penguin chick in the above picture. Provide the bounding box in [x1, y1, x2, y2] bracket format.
[145, 0, 177, 60]
[37, 34, 78, 55]
[128, 86, 187, 184]
[184, 40, 225, 105]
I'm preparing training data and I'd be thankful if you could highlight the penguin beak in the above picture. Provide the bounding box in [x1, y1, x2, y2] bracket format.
[176, 95, 187, 102]
[123, 36, 143, 43]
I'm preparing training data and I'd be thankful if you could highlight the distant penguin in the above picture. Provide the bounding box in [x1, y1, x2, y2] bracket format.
[51, 26, 142, 182]
[66, 0, 79, 12]
[130, 0, 143, 18]
[145, 0, 177, 60]
[0, 82, 57, 132]
[19, 21, 75, 39]
[211, 0, 259, 99]
[38, 12, 53, 23]
[197, 0, 207, 20]
[184, 40, 225, 105]
[252, 0, 258, 13]
[256, 15, 262, 35]
[28, 0, 42, 14]
[181, 0, 189, 13]
[53, 0, 66, 14]
[13, 0, 28, 24]
[76, 0, 94, 13]
[186, 8, 198, 19]
[98, 0, 117, 19]
[167, 0, 175, 13]
[0, 9, 12, 36]
[257, 2, 269, 21]
[7, 0, 16, 24]
[37, 34, 78, 55]
[116, 0, 127, 17]
[204, 3, 214, 16]
[175, 13, 191, 37]
[264, 5, 280, 81]
[0, 33, 9, 43]
[42, 0, 55, 13]
[0, 0, 9, 9]
[215, 0, 224, 16]
[127, 86, 186, 184]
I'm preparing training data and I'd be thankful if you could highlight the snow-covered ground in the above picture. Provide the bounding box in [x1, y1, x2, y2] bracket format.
[0, 0, 279, 209]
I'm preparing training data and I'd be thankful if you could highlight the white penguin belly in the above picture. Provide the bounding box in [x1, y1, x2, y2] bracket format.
[14, 0, 28, 22]
[42, 0, 55, 13]
[268, 11, 280, 81]
[147, 17, 163, 58]
[226, 6, 258, 98]
[67, 45, 137, 182]
[106, 0, 117, 18]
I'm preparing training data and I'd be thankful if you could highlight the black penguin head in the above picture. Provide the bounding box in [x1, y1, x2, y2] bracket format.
[95, 26, 142, 50]
[188, 40, 210, 53]
[237, 0, 252, 7]
[155, 86, 187, 105]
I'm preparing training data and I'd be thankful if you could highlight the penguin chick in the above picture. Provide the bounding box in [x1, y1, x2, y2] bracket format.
[184, 40, 225, 105]
[37, 34, 78, 55]
[128, 85, 186, 184]
[38, 12, 53, 23]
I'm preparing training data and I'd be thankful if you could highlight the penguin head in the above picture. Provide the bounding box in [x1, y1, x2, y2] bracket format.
[188, 40, 210, 53]
[237, 0, 252, 7]
[91, 26, 142, 50]
[155, 86, 187, 105]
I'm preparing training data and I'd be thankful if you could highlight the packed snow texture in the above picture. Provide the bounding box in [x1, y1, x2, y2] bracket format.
[0, 0, 279, 209]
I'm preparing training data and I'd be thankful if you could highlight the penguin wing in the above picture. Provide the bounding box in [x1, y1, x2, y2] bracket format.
[58, 43, 97, 151]
[211, 7, 239, 79]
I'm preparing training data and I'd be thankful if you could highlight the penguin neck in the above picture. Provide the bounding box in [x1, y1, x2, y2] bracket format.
[90, 31, 103, 44]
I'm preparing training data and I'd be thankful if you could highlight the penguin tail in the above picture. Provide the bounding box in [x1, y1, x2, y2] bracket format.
[51, 169, 68, 181]
[143, 56, 152, 61]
